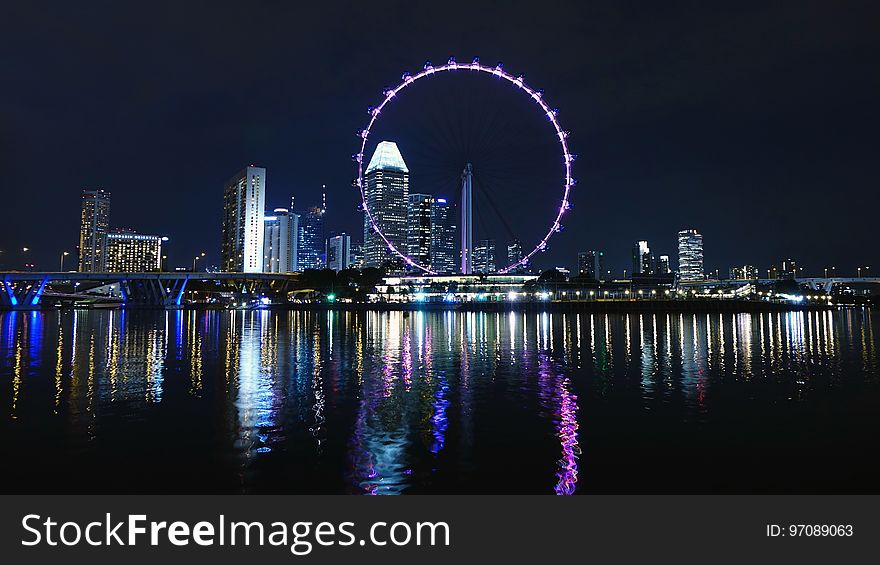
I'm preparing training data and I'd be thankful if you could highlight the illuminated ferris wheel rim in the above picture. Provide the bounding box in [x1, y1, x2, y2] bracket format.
[355, 57, 575, 275]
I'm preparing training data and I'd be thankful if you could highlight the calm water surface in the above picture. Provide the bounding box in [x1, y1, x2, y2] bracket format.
[1, 308, 879, 494]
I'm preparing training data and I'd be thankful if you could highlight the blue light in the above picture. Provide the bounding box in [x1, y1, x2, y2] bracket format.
[444, 293, 456, 303]
[414, 292, 427, 302]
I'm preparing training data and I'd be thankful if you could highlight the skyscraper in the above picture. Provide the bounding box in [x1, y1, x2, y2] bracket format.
[677, 229, 704, 281]
[326, 234, 352, 272]
[658, 254, 670, 275]
[298, 205, 325, 270]
[407, 193, 433, 269]
[632, 240, 654, 276]
[473, 239, 496, 274]
[263, 207, 299, 273]
[103, 230, 164, 272]
[507, 240, 523, 271]
[430, 197, 456, 274]
[222, 166, 266, 273]
[578, 250, 604, 279]
[363, 141, 409, 269]
[78, 189, 111, 272]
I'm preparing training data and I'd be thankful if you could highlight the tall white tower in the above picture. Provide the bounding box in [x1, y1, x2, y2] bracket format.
[222, 166, 266, 273]
[460, 163, 473, 274]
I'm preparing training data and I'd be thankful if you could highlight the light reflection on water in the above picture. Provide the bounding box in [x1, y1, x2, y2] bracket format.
[0, 308, 879, 494]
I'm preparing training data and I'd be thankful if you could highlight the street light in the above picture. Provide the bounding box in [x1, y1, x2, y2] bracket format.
[193, 252, 206, 272]
[60, 251, 70, 272]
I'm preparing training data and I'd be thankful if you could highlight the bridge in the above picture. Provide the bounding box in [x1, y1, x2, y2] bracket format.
[679, 277, 880, 293]
[0, 272, 300, 310]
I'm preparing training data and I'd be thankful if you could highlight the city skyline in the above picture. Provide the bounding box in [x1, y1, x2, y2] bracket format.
[1, 3, 878, 278]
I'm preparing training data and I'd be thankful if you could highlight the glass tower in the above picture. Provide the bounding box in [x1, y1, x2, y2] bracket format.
[632, 240, 654, 276]
[363, 141, 409, 269]
[430, 198, 456, 274]
[473, 239, 497, 274]
[677, 229, 704, 281]
[407, 193, 433, 269]
[298, 205, 325, 270]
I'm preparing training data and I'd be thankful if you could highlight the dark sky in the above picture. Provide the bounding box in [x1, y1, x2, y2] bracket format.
[1, 0, 878, 276]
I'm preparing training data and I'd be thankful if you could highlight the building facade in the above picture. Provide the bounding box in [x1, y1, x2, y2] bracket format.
[632, 240, 654, 276]
[430, 197, 456, 274]
[263, 208, 299, 273]
[677, 229, 704, 281]
[222, 166, 266, 273]
[578, 250, 605, 279]
[407, 193, 433, 269]
[363, 141, 409, 269]
[729, 265, 758, 280]
[473, 239, 497, 274]
[769, 258, 798, 280]
[506, 240, 523, 272]
[78, 189, 111, 272]
[103, 231, 164, 272]
[658, 254, 671, 275]
[297, 205, 325, 269]
[326, 234, 352, 272]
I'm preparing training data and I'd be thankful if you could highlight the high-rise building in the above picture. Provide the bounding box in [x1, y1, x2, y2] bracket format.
[103, 230, 164, 272]
[297, 205, 325, 269]
[363, 141, 409, 269]
[407, 193, 433, 268]
[430, 197, 456, 274]
[729, 265, 758, 280]
[632, 240, 654, 276]
[78, 189, 111, 272]
[677, 229, 704, 281]
[473, 239, 496, 274]
[350, 243, 364, 270]
[326, 234, 352, 272]
[507, 240, 523, 271]
[771, 258, 798, 280]
[222, 166, 266, 273]
[263, 208, 299, 273]
[578, 250, 604, 279]
[658, 254, 671, 275]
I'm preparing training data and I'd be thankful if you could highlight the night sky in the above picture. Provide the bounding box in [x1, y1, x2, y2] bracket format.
[1, 1, 878, 276]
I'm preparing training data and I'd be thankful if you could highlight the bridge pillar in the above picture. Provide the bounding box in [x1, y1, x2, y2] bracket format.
[118, 276, 188, 309]
[0, 277, 47, 310]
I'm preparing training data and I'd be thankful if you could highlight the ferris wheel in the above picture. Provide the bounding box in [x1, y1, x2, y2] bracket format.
[354, 56, 575, 274]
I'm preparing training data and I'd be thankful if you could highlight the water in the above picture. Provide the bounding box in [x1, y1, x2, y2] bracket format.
[1, 308, 878, 494]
